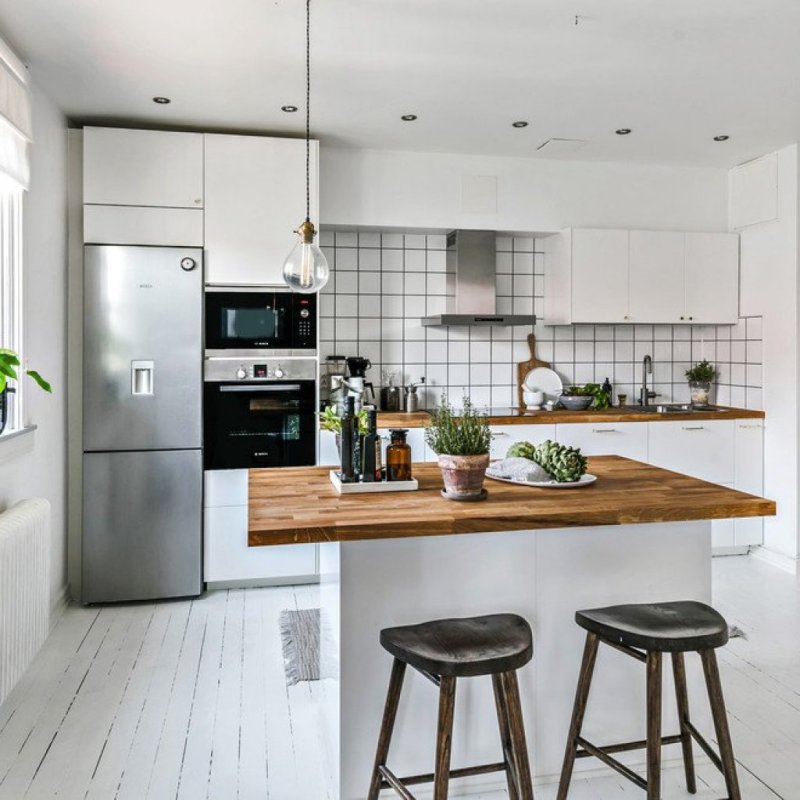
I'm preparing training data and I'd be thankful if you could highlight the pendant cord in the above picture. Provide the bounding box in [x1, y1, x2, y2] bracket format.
[305, 0, 311, 224]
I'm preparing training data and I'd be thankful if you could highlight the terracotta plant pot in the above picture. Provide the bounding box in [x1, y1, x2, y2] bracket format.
[438, 453, 490, 500]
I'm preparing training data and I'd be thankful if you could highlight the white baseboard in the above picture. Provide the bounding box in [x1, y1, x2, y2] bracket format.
[49, 584, 70, 631]
[750, 545, 799, 574]
[712, 546, 750, 557]
[205, 574, 320, 591]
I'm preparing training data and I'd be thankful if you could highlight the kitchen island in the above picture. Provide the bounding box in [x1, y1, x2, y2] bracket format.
[249, 458, 774, 798]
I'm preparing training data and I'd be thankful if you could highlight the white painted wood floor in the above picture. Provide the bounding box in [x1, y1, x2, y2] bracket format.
[0, 555, 795, 799]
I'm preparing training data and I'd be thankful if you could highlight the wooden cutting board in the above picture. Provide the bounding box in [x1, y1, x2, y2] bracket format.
[516, 333, 551, 409]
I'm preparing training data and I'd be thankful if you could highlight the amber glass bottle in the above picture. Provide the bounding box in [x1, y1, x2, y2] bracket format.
[386, 428, 412, 481]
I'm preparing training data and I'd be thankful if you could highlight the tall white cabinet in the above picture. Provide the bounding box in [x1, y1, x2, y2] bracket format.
[204, 134, 319, 286]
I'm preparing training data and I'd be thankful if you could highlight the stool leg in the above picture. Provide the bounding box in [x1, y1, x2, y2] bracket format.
[646, 651, 663, 800]
[501, 670, 534, 800]
[433, 676, 457, 800]
[367, 658, 407, 800]
[492, 673, 519, 800]
[556, 632, 600, 800]
[671, 652, 697, 794]
[700, 650, 742, 800]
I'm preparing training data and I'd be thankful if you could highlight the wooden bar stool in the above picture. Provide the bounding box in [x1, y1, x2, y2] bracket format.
[557, 600, 741, 800]
[367, 613, 535, 800]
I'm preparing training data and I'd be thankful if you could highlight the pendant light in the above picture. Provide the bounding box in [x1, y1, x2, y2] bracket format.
[282, 0, 329, 293]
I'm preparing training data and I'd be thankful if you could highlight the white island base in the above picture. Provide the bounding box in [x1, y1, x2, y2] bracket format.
[317, 521, 714, 799]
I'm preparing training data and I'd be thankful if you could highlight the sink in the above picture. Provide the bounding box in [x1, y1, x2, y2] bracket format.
[623, 404, 724, 414]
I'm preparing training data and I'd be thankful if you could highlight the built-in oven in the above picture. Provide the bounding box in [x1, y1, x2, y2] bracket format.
[204, 359, 317, 470]
[205, 288, 316, 357]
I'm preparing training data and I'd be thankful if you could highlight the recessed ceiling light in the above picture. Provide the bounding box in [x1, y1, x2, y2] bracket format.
[152, 96, 171, 105]
[713, 135, 730, 142]
[615, 128, 632, 135]
[281, 105, 298, 113]
[512, 121, 529, 128]
[401, 114, 418, 121]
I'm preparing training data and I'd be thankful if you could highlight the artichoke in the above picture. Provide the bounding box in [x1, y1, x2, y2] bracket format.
[506, 440, 537, 460]
[532, 439, 588, 483]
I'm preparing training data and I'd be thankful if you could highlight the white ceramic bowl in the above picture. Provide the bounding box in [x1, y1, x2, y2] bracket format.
[523, 390, 545, 408]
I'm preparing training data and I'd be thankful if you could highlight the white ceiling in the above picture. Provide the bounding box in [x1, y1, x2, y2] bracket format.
[1, 0, 798, 167]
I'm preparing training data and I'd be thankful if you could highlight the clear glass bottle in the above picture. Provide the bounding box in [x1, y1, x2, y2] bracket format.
[386, 428, 412, 481]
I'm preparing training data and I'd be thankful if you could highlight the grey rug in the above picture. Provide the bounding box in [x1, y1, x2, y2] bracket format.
[279, 608, 320, 685]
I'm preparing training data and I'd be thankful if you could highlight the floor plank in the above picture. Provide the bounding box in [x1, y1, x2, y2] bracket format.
[0, 555, 795, 799]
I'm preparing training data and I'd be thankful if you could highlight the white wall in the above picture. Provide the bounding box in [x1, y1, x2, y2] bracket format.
[732, 144, 799, 567]
[320, 147, 730, 233]
[0, 79, 68, 609]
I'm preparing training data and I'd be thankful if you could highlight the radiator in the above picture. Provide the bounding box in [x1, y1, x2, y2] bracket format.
[0, 498, 50, 706]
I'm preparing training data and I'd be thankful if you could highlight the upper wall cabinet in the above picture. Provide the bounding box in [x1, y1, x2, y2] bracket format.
[83, 127, 204, 209]
[543, 227, 739, 325]
[204, 134, 319, 286]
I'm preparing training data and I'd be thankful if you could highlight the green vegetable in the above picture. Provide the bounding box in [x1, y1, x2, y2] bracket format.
[506, 441, 537, 460]
[425, 395, 492, 456]
[563, 383, 610, 410]
[533, 439, 588, 482]
[685, 360, 718, 383]
[318, 405, 369, 435]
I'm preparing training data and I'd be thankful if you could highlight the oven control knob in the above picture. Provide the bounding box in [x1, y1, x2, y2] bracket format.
[236, 367, 247, 380]
[300, 308, 310, 319]
[274, 366, 285, 379]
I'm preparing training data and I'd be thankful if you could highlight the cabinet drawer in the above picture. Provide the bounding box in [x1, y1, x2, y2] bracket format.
[489, 424, 557, 460]
[204, 505, 317, 582]
[555, 422, 647, 461]
[647, 420, 735, 485]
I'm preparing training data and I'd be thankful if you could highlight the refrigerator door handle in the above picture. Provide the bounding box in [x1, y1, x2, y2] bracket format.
[131, 360, 154, 395]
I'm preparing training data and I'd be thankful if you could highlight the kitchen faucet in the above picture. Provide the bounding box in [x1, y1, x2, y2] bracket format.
[640, 355, 657, 406]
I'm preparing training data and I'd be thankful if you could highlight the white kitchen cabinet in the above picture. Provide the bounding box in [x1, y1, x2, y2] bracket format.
[204, 134, 319, 286]
[83, 205, 203, 246]
[83, 127, 204, 208]
[684, 233, 739, 324]
[628, 231, 686, 323]
[544, 227, 739, 325]
[647, 420, 735, 486]
[712, 498, 736, 549]
[203, 470, 317, 585]
[544, 228, 629, 324]
[489, 424, 557, 460]
[733, 420, 765, 546]
[554, 422, 648, 462]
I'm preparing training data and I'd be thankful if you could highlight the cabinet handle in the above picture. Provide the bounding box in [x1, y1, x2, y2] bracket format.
[592, 428, 618, 433]
[682, 426, 706, 431]
[737, 423, 763, 429]
[492, 432, 509, 438]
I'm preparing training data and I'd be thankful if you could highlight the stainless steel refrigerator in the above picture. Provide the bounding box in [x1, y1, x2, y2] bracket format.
[82, 245, 203, 603]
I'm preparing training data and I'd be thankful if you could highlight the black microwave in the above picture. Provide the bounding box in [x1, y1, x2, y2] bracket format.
[205, 290, 316, 355]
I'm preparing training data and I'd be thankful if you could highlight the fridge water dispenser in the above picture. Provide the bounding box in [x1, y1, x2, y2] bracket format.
[131, 360, 154, 395]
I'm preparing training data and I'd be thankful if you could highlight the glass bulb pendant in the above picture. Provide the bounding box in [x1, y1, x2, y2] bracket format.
[283, 219, 329, 293]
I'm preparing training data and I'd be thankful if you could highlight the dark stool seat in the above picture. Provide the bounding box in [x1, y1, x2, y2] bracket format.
[380, 613, 533, 677]
[576, 600, 728, 653]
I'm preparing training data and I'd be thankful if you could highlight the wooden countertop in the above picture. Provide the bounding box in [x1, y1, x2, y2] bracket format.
[248, 456, 775, 546]
[377, 407, 764, 428]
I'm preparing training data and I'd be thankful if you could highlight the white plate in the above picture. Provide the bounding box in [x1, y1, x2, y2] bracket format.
[523, 367, 563, 403]
[486, 473, 597, 489]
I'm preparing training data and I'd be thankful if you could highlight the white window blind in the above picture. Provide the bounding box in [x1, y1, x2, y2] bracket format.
[0, 37, 30, 191]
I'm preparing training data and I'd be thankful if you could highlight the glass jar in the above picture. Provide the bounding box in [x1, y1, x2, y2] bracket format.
[386, 428, 412, 481]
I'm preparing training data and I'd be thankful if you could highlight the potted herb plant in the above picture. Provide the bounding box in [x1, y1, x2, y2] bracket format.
[685, 360, 718, 406]
[425, 395, 492, 501]
[0, 348, 52, 435]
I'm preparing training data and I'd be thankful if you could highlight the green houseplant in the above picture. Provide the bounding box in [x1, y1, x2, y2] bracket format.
[0, 349, 52, 435]
[425, 395, 492, 500]
[685, 360, 718, 406]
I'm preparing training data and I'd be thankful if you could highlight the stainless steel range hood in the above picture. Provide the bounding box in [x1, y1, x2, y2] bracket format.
[421, 230, 537, 327]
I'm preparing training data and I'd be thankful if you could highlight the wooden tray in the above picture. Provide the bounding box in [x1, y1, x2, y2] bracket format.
[329, 471, 419, 494]
[516, 333, 551, 409]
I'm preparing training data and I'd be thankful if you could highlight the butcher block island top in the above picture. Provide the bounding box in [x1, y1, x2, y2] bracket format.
[248, 456, 775, 546]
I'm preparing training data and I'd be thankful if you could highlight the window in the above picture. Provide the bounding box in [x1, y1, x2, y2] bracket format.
[0, 37, 31, 436]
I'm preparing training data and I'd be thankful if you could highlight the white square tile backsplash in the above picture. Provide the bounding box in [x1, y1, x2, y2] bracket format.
[319, 229, 763, 411]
